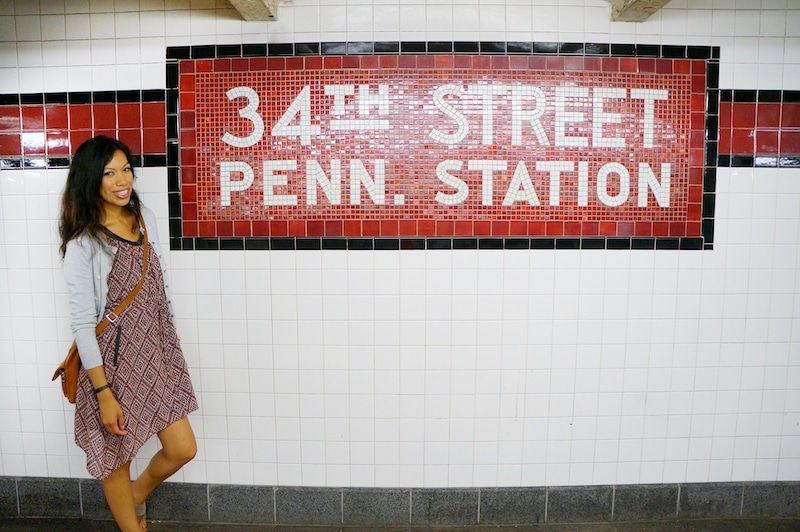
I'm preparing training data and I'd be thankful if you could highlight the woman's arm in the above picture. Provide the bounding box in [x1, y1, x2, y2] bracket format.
[63, 236, 128, 434]
[63, 236, 104, 370]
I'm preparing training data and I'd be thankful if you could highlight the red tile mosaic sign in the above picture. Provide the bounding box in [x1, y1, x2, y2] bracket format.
[185, 56, 704, 238]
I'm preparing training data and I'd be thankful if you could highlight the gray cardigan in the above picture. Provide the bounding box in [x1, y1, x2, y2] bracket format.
[63, 206, 175, 370]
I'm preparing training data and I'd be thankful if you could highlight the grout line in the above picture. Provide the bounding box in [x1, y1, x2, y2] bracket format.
[476, 488, 481, 524]
[408, 489, 412, 524]
[610, 485, 615, 521]
[739, 484, 745, 517]
[544, 486, 548, 522]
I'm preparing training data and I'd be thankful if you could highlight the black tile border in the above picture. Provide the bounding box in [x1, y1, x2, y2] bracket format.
[164, 42, 720, 60]
[0, 155, 167, 170]
[1, 478, 799, 525]
[719, 154, 800, 169]
[165, 236, 702, 252]
[160, 41, 721, 251]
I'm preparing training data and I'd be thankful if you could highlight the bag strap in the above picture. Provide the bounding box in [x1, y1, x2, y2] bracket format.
[94, 214, 149, 336]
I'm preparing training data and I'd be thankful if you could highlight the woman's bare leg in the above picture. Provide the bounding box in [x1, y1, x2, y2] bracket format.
[131, 417, 197, 514]
[102, 461, 142, 532]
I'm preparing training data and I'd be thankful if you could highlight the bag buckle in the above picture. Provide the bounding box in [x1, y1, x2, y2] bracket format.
[105, 312, 119, 323]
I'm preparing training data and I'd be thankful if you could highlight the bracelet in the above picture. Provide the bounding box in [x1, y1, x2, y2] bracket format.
[93, 384, 111, 395]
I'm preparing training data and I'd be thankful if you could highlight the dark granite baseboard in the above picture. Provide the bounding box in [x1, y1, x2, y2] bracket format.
[0, 477, 798, 525]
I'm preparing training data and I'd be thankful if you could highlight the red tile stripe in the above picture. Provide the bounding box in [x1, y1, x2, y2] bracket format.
[0, 102, 166, 158]
[718, 101, 800, 156]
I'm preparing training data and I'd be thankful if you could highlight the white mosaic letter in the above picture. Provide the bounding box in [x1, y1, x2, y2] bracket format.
[468, 84, 508, 145]
[326, 84, 354, 115]
[263, 160, 298, 206]
[511, 86, 549, 146]
[578, 161, 589, 207]
[328, 84, 390, 131]
[592, 87, 626, 148]
[221, 86, 264, 148]
[306, 159, 342, 205]
[637, 163, 670, 207]
[596, 162, 630, 207]
[469, 160, 507, 206]
[555, 86, 589, 148]
[630, 89, 668, 148]
[429, 84, 469, 145]
[502, 161, 540, 206]
[434, 160, 468, 206]
[272, 85, 321, 146]
[350, 159, 385, 205]
[358, 84, 389, 118]
[219, 161, 254, 207]
[536, 161, 574, 206]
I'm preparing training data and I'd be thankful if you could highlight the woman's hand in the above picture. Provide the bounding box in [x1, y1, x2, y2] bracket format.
[97, 391, 127, 435]
[86, 366, 127, 435]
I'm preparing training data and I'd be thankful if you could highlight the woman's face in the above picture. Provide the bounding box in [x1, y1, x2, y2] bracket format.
[99, 149, 134, 210]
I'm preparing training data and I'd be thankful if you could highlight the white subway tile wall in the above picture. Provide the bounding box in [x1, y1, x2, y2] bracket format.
[1, 0, 800, 488]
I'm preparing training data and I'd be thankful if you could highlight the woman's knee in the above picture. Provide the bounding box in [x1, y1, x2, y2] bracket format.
[160, 419, 197, 465]
[165, 435, 196, 465]
[181, 437, 198, 463]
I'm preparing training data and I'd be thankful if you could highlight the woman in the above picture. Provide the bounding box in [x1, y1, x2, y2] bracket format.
[60, 136, 198, 531]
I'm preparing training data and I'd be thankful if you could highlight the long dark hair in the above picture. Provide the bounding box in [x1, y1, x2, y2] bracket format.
[59, 136, 142, 257]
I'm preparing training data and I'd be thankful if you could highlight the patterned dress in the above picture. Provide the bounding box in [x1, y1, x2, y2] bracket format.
[74, 229, 198, 480]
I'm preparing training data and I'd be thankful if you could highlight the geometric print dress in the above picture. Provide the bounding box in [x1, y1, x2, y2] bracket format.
[74, 229, 198, 480]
